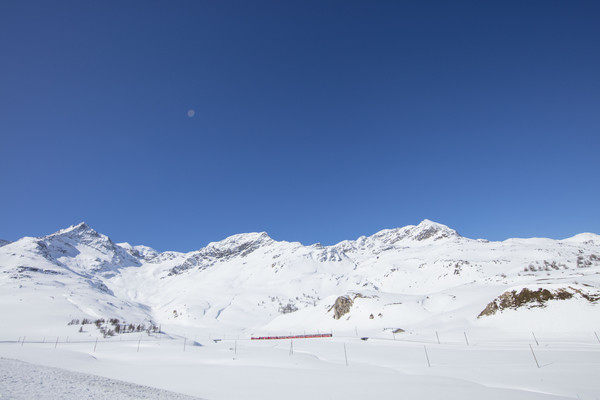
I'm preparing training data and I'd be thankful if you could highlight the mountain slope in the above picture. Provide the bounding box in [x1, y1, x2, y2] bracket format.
[0, 223, 152, 335]
[1, 220, 599, 338]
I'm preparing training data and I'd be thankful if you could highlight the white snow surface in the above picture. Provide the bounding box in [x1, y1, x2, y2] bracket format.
[1, 220, 600, 399]
[0, 357, 203, 399]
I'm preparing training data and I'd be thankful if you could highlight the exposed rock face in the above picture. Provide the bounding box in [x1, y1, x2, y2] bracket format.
[330, 296, 353, 320]
[478, 287, 600, 318]
[168, 232, 274, 275]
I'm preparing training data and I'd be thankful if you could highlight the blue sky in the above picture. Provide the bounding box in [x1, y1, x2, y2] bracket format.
[1, 1, 599, 251]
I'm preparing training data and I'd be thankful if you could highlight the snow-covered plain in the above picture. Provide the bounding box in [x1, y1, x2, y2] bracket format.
[1, 220, 599, 399]
[1, 331, 599, 399]
[0, 357, 203, 399]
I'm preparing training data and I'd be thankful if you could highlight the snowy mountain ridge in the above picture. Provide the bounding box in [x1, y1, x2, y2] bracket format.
[1, 220, 599, 337]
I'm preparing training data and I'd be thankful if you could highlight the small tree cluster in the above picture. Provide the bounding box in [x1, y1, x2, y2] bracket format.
[279, 303, 298, 314]
[99, 326, 115, 338]
[72, 317, 160, 337]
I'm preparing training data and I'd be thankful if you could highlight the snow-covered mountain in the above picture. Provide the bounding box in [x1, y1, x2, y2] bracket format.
[1, 220, 599, 337]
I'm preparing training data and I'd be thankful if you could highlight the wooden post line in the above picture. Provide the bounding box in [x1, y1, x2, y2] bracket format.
[343, 344, 348, 366]
[529, 344, 540, 368]
[424, 345, 431, 368]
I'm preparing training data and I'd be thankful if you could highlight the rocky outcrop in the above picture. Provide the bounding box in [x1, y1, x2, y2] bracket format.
[478, 286, 600, 318]
[329, 293, 367, 319]
[168, 232, 274, 276]
[329, 296, 354, 320]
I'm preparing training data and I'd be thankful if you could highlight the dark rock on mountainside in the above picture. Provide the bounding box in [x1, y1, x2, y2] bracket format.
[329, 294, 366, 319]
[330, 296, 353, 319]
[478, 286, 600, 318]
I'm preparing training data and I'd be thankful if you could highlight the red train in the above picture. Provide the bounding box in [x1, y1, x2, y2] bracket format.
[251, 333, 332, 340]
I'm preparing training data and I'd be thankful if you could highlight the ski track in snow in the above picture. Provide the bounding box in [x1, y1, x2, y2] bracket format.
[0, 358, 203, 400]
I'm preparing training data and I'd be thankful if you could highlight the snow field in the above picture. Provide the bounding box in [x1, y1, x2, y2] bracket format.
[0, 358, 203, 400]
[1, 330, 599, 400]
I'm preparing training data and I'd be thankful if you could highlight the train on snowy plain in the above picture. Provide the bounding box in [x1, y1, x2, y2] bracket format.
[250, 333, 333, 340]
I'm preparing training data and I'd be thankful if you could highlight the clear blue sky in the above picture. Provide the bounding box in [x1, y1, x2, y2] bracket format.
[1, 1, 599, 251]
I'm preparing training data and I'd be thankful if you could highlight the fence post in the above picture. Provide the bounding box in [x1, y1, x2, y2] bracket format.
[529, 344, 540, 368]
[532, 332, 539, 346]
[55, 337, 59, 349]
[137, 335, 141, 352]
[436, 331, 440, 344]
[94, 338, 98, 352]
[343, 343, 348, 366]
[21, 336, 26, 347]
[424, 345, 431, 367]
[464, 332, 469, 346]
[289, 340, 293, 356]
[594, 331, 600, 344]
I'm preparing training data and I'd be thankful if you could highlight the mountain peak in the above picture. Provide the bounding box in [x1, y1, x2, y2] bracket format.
[410, 219, 460, 241]
[167, 231, 275, 275]
[54, 222, 97, 236]
[36, 223, 142, 275]
[562, 232, 600, 244]
[44, 222, 111, 252]
[367, 220, 460, 245]
[207, 231, 273, 250]
[417, 219, 443, 227]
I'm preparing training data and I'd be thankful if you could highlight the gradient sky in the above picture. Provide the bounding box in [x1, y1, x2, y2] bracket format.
[1, 1, 599, 251]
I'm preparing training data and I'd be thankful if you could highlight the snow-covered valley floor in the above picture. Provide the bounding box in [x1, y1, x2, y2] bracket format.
[1, 330, 599, 400]
[0, 357, 203, 399]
